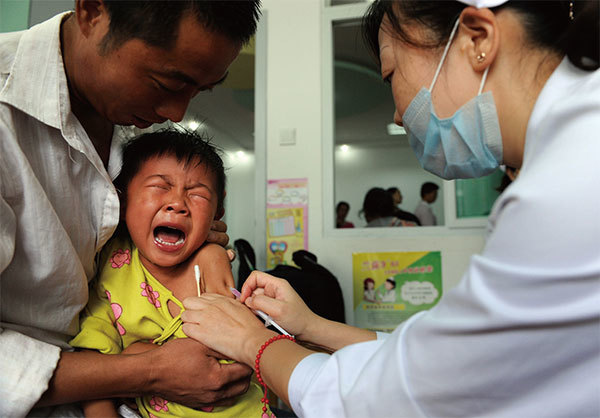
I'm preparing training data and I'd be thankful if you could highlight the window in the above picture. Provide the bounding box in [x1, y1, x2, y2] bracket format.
[322, 5, 502, 234]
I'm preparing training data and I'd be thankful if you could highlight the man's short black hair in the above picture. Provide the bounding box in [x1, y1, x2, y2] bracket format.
[420, 182, 439, 198]
[101, 0, 261, 52]
[114, 129, 226, 214]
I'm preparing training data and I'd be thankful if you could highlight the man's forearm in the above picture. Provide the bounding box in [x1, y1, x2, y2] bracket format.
[38, 349, 148, 406]
[39, 337, 254, 409]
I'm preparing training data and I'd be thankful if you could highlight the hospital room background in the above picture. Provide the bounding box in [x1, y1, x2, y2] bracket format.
[1, 0, 505, 326]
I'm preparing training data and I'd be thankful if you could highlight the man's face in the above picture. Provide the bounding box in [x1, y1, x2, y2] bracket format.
[125, 155, 220, 270]
[78, 13, 241, 128]
[427, 190, 438, 203]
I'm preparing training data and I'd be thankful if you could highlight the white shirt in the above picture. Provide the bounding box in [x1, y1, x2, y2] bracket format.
[0, 14, 124, 416]
[378, 289, 396, 303]
[289, 58, 600, 417]
[414, 200, 436, 226]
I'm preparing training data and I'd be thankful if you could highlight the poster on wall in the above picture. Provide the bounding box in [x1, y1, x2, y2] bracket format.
[353, 251, 442, 332]
[266, 178, 308, 268]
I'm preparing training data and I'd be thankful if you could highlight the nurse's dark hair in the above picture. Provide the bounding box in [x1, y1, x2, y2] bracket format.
[114, 129, 226, 214]
[99, 0, 261, 53]
[363, 0, 599, 71]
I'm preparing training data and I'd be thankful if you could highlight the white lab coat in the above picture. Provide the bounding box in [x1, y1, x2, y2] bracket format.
[378, 289, 396, 303]
[288, 58, 600, 417]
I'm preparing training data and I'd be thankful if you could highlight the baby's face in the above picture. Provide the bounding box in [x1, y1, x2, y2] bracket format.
[125, 155, 219, 269]
[385, 281, 394, 291]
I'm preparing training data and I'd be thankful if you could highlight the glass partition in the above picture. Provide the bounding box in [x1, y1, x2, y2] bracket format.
[331, 18, 446, 228]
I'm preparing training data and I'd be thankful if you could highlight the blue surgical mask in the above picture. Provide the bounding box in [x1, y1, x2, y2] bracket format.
[402, 19, 503, 180]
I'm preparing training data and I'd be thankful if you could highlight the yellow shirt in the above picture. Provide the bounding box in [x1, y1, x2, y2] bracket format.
[70, 236, 269, 418]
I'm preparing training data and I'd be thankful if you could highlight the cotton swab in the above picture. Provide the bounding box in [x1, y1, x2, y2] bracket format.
[230, 287, 292, 336]
[194, 265, 201, 296]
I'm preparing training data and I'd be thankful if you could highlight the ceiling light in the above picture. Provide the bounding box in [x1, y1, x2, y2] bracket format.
[235, 150, 249, 162]
[387, 123, 406, 135]
[340, 144, 349, 153]
[188, 121, 200, 131]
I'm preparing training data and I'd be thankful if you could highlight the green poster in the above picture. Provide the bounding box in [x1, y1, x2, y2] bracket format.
[353, 251, 442, 332]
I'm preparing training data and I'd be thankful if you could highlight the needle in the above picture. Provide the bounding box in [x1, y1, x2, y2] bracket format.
[194, 265, 201, 297]
[230, 287, 292, 336]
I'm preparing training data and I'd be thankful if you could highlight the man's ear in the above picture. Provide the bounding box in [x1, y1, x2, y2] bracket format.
[458, 6, 500, 72]
[75, 0, 109, 38]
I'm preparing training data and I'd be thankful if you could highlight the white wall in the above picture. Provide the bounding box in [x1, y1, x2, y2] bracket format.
[223, 152, 256, 244]
[335, 143, 445, 227]
[259, 0, 487, 325]
[223, 152, 256, 282]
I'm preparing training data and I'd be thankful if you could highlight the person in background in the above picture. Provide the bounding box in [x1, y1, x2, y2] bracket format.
[414, 182, 439, 226]
[362, 187, 417, 227]
[335, 201, 354, 228]
[386, 186, 421, 225]
[180, 0, 600, 417]
[0, 1, 261, 416]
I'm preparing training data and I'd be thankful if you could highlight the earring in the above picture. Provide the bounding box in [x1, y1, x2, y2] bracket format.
[476, 52, 486, 63]
[569, 1, 574, 20]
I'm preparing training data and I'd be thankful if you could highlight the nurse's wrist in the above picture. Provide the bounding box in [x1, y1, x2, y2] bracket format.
[298, 313, 330, 345]
[243, 329, 278, 369]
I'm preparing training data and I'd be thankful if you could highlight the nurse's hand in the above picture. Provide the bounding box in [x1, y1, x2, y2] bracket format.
[240, 271, 320, 340]
[181, 294, 276, 367]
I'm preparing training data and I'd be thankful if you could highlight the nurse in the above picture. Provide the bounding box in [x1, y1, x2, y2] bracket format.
[181, 0, 600, 416]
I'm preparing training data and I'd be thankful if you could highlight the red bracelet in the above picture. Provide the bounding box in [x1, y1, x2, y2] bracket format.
[255, 334, 296, 418]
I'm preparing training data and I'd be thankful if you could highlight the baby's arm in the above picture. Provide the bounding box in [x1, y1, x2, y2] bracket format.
[192, 243, 236, 297]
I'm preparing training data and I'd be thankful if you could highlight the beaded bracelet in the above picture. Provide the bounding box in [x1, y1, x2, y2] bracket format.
[255, 334, 296, 418]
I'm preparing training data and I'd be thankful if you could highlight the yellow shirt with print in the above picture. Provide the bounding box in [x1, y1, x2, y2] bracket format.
[70, 235, 269, 418]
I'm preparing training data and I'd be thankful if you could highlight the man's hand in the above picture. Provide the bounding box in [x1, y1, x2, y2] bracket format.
[206, 220, 229, 248]
[148, 338, 252, 407]
[37, 338, 251, 408]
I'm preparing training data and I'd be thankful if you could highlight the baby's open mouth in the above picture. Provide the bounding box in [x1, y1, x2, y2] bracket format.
[154, 226, 185, 246]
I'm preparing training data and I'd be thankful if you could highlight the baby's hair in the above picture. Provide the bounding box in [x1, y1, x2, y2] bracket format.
[364, 277, 375, 289]
[114, 129, 226, 213]
[386, 277, 396, 289]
